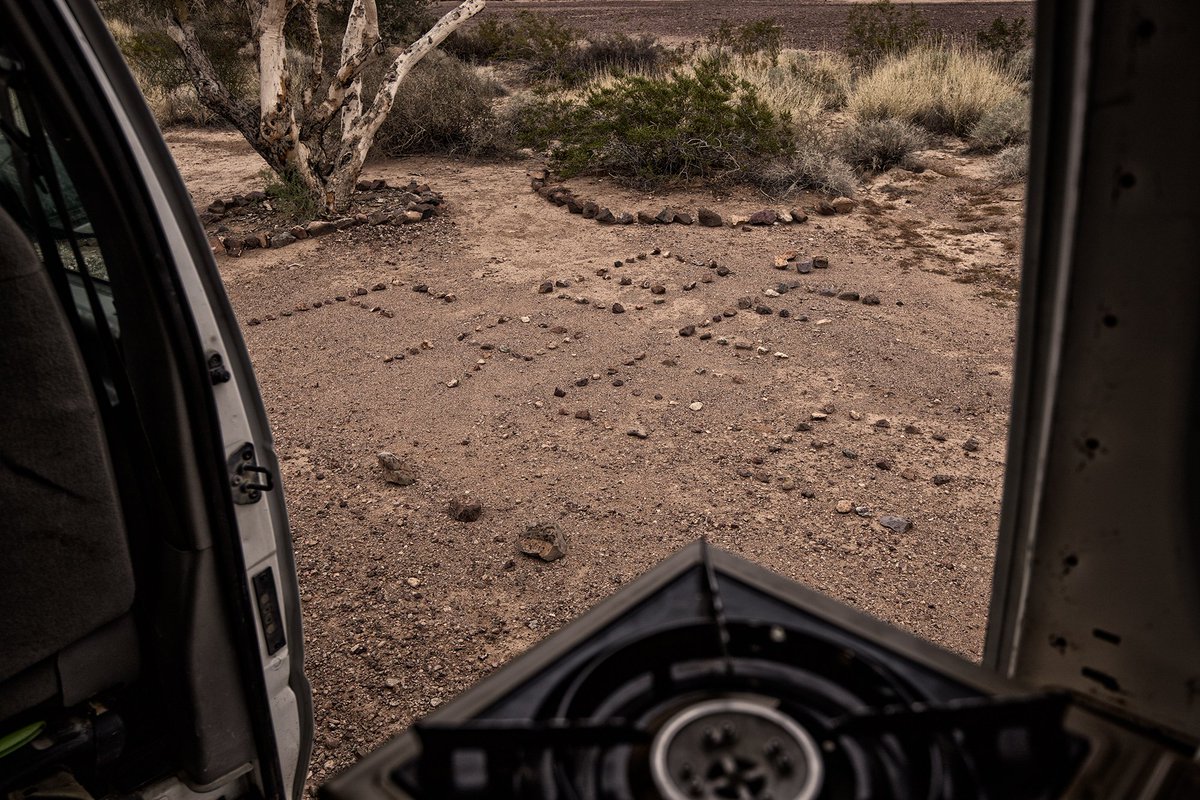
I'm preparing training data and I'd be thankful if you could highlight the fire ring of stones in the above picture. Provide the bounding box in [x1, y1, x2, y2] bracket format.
[203, 178, 445, 256]
[528, 168, 857, 229]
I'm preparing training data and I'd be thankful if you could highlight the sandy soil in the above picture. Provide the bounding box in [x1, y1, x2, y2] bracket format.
[165, 128, 1022, 790]
[440, 1, 1034, 49]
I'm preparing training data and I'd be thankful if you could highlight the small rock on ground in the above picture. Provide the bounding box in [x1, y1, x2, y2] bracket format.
[519, 522, 568, 562]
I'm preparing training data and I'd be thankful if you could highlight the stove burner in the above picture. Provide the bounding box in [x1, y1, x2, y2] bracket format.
[650, 699, 822, 800]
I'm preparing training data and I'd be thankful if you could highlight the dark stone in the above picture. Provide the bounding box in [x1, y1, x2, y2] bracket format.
[715, 266, 731, 276]
[615, 212, 636, 225]
[678, 325, 696, 337]
[650, 285, 666, 295]
[306, 220, 337, 237]
[698, 207, 723, 227]
[655, 208, 676, 224]
[816, 200, 837, 216]
[813, 257, 829, 269]
[269, 232, 297, 248]
[566, 196, 584, 214]
[779, 309, 791, 318]
[748, 209, 778, 225]
[581, 201, 600, 219]
[538, 281, 554, 294]
[206, 200, 226, 214]
[612, 303, 625, 314]
[554, 387, 566, 397]
[838, 291, 860, 301]
[879, 515, 913, 533]
[862, 294, 881, 305]
[876, 459, 893, 471]
[790, 209, 808, 223]
[412, 284, 428, 293]
[933, 474, 953, 486]
[595, 208, 616, 224]
[737, 297, 753, 310]
[289, 225, 308, 239]
[794, 259, 814, 274]
[963, 437, 981, 452]
[367, 211, 392, 225]
[637, 211, 659, 224]
[755, 306, 773, 315]
[575, 377, 589, 387]
[449, 497, 483, 522]
[575, 409, 591, 420]
[673, 211, 694, 225]
[333, 217, 357, 230]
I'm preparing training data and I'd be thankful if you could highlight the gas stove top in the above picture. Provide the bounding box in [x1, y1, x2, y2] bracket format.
[319, 542, 1196, 800]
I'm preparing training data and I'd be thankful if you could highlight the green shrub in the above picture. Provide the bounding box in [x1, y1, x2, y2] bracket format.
[501, 93, 578, 151]
[375, 52, 511, 156]
[550, 59, 792, 185]
[994, 143, 1028, 183]
[848, 45, 1021, 136]
[748, 148, 857, 198]
[975, 16, 1031, 66]
[264, 168, 321, 221]
[968, 94, 1029, 152]
[845, 0, 929, 72]
[838, 118, 926, 172]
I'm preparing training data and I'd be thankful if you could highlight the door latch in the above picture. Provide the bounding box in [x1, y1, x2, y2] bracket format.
[228, 442, 274, 504]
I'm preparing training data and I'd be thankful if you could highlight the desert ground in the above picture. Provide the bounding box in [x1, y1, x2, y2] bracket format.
[443, 0, 1034, 47]
[168, 94, 1023, 787]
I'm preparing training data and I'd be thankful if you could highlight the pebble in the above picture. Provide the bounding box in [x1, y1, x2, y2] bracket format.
[932, 474, 953, 486]
[575, 409, 592, 420]
[679, 325, 696, 337]
[878, 515, 913, 533]
[963, 437, 980, 452]
[836, 500, 853, 514]
[628, 428, 649, 439]
[554, 387, 566, 397]
[446, 379, 459, 388]
[612, 302, 626, 314]
[689, 401, 704, 411]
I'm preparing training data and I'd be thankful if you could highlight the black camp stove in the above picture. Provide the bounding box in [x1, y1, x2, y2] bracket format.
[322, 542, 1089, 800]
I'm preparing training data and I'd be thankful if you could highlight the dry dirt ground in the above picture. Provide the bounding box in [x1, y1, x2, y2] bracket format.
[439, 0, 1034, 49]
[165, 128, 1023, 790]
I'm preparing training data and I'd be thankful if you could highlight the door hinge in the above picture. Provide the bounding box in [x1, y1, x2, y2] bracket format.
[228, 442, 274, 504]
[207, 351, 232, 385]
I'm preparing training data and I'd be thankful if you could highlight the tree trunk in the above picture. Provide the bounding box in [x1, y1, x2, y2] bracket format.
[321, 0, 488, 212]
[169, 0, 486, 216]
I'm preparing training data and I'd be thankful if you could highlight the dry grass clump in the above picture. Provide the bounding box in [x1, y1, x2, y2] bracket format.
[967, 94, 1029, 152]
[838, 118, 927, 172]
[993, 144, 1029, 183]
[848, 45, 1021, 136]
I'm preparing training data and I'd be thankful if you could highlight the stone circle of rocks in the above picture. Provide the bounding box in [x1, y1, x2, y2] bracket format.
[529, 167, 855, 229]
[205, 179, 445, 256]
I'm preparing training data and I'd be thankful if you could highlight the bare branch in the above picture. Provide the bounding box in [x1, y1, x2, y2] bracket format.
[303, 0, 382, 138]
[165, 17, 260, 146]
[301, 0, 323, 110]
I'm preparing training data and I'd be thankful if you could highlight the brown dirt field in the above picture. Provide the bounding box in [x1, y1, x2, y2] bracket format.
[439, 1, 1034, 49]
[165, 127, 1023, 791]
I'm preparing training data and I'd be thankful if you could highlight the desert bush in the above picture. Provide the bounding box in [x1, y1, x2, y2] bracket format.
[845, 0, 930, 72]
[445, 11, 580, 81]
[375, 52, 511, 156]
[707, 19, 785, 64]
[748, 148, 857, 198]
[572, 34, 673, 77]
[838, 118, 926, 172]
[848, 45, 1021, 136]
[550, 59, 791, 185]
[784, 50, 853, 110]
[975, 16, 1031, 66]
[500, 93, 579, 151]
[994, 143, 1028, 183]
[968, 94, 1029, 152]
